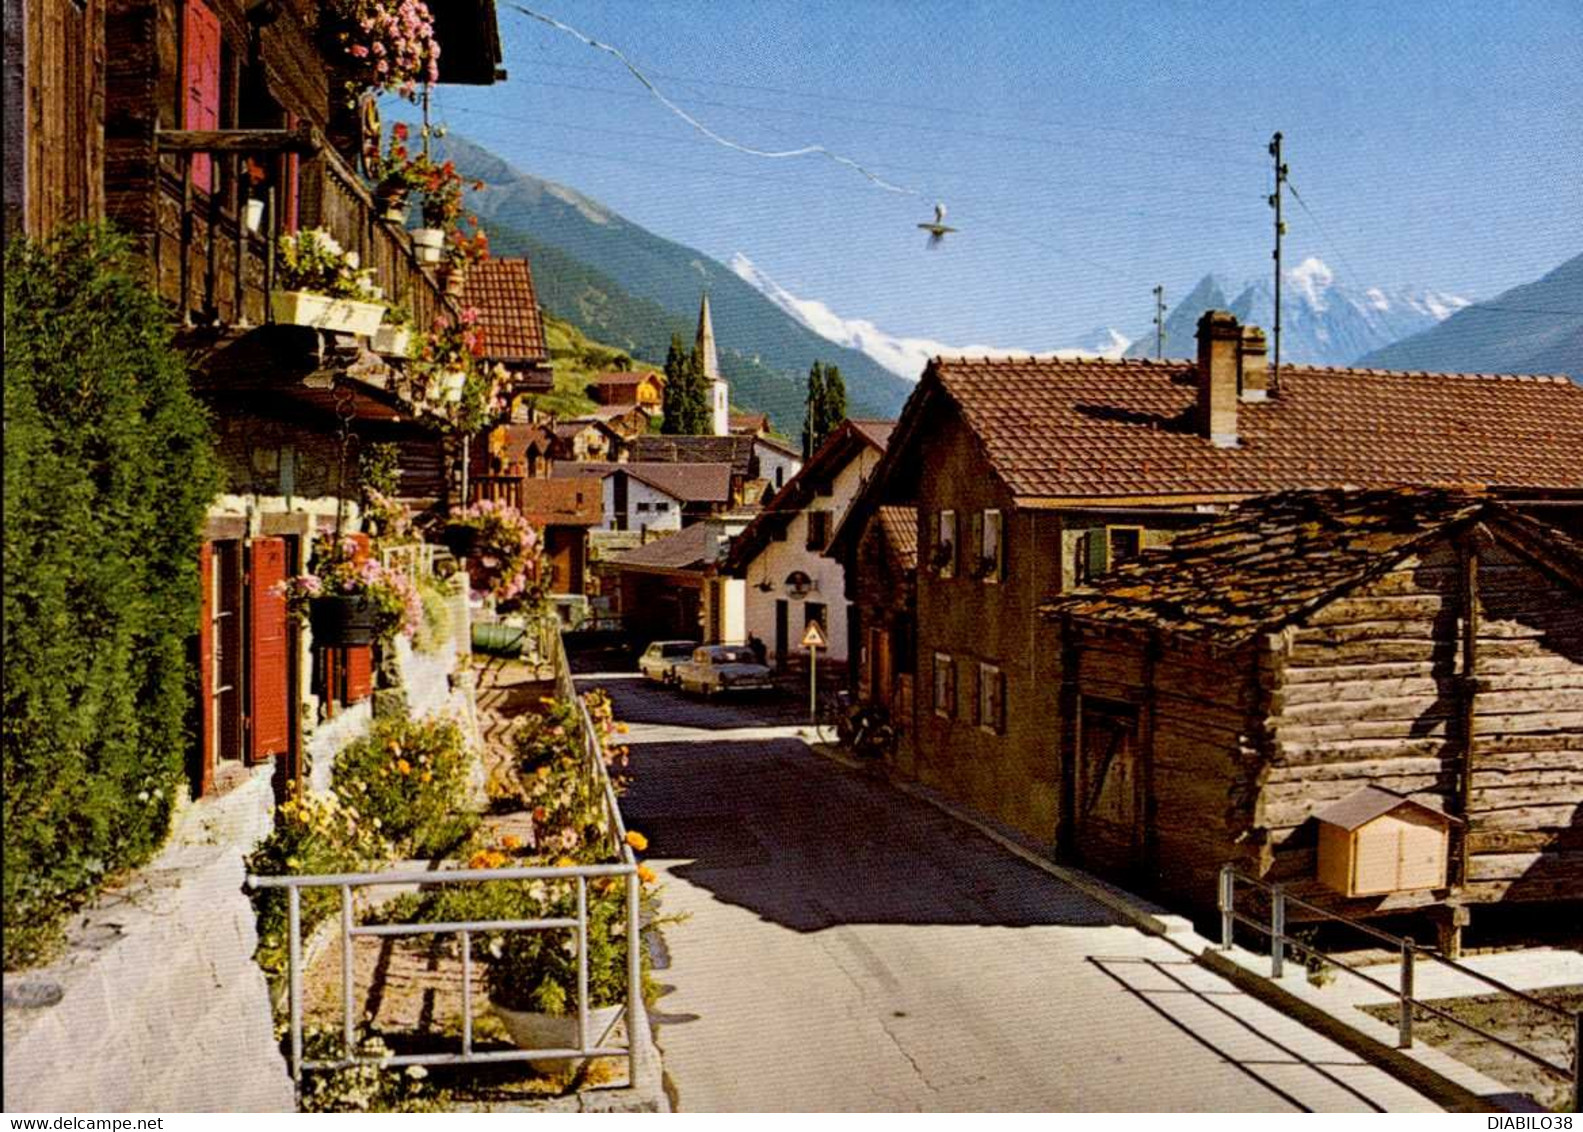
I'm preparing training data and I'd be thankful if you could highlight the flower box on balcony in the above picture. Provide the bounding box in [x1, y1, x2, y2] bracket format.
[372, 325, 412, 357]
[271, 290, 386, 337]
[411, 227, 445, 264]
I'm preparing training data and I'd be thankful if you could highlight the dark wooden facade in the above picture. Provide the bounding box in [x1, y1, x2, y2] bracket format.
[1046, 493, 1583, 941]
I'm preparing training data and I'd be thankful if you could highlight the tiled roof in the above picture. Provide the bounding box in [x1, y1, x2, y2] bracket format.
[608, 523, 716, 572]
[461, 258, 548, 363]
[730, 411, 770, 433]
[552, 460, 731, 503]
[588, 371, 662, 388]
[848, 419, 898, 451]
[928, 356, 1583, 501]
[513, 478, 604, 528]
[1041, 487, 1583, 643]
[632, 434, 755, 477]
[877, 505, 918, 572]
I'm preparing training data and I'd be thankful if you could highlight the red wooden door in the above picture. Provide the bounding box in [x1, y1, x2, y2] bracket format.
[249, 537, 291, 762]
[343, 533, 374, 703]
[182, 0, 221, 192]
[198, 541, 215, 796]
[282, 110, 300, 232]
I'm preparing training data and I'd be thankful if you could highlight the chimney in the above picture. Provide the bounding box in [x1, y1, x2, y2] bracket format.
[1196, 309, 1241, 447]
[1239, 326, 1270, 401]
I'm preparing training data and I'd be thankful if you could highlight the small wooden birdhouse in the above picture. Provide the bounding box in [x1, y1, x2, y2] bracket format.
[1315, 787, 1460, 898]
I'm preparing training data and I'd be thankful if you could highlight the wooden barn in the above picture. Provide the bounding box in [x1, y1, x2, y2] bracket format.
[1042, 488, 1583, 950]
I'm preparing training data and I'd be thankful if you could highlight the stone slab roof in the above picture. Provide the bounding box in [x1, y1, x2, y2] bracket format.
[513, 478, 604, 527]
[1041, 487, 1583, 643]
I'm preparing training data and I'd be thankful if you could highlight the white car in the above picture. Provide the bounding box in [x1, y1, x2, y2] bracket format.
[675, 645, 774, 696]
[639, 640, 699, 685]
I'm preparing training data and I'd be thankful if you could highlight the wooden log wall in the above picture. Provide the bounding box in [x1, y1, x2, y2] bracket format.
[1261, 529, 1583, 907]
[13, 0, 107, 237]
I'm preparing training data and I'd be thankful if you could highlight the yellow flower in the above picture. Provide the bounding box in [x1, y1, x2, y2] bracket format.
[396, 758, 411, 775]
[554, 856, 576, 869]
[501, 834, 522, 850]
[420, 771, 432, 784]
[624, 831, 648, 851]
[637, 864, 658, 885]
[616, 723, 629, 734]
[535, 766, 550, 780]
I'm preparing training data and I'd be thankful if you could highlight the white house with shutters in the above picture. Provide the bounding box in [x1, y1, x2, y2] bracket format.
[718, 419, 894, 665]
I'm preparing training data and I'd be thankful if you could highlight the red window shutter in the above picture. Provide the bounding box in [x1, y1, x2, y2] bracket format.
[249, 537, 291, 762]
[182, 1, 221, 192]
[282, 111, 300, 233]
[343, 646, 373, 703]
[198, 541, 216, 796]
[342, 533, 375, 702]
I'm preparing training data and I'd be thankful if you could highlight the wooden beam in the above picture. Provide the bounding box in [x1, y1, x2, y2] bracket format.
[155, 125, 322, 155]
[1456, 527, 1479, 888]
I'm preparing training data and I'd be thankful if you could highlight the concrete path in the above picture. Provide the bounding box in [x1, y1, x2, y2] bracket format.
[582, 671, 1445, 1113]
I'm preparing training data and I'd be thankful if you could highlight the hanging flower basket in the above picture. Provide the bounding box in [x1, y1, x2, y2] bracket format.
[442, 523, 480, 559]
[439, 264, 467, 298]
[272, 290, 386, 336]
[372, 324, 411, 357]
[308, 593, 381, 647]
[411, 227, 445, 264]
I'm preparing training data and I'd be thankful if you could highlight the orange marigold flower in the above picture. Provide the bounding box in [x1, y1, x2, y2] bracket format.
[637, 864, 658, 885]
[501, 834, 522, 850]
[554, 856, 576, 869]
[624, 831, 648, 851]
[396, 758, 411, 775]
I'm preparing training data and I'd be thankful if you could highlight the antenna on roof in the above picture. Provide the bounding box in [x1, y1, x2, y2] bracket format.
[1268, 132, 1288, 392]
[1152, 284, 1166, 359]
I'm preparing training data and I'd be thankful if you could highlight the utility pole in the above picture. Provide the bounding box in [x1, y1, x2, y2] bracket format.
[1268, 131, 1288, 391]
[1152, 284, 1166, 359]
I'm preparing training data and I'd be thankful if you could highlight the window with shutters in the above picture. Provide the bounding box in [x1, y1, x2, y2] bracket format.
[933, 510, 957, 577]
[249, 537, 291, 762]
[977, 663, 1005, 734]
[806, 509, 831, 551]
[182, 0, 221, 193]
[933, 652, 956, 718]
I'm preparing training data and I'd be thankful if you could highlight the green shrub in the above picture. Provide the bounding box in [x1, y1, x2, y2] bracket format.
[3, 225, 220, 968]
[246, 789, 389, 978]
[412, 574, 454, 654]
[332, 715, 476, 857]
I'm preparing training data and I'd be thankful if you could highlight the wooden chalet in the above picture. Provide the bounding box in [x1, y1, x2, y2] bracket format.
[586, 369, 664, 414]
[510, 479, 604, 596]
[1041, 488, 1583, 947]
[6, 0, 506, 798]
[835, 309, 1583, 871]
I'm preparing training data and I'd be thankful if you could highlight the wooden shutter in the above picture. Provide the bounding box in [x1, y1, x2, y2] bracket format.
[198, 541, 216, 796]
[248, 537, 290, 762]
[282, 110, 300, 233]
[343, 532, 374, 702]
[1084, 529, 1109, 582]
[182, 1, 221, 192]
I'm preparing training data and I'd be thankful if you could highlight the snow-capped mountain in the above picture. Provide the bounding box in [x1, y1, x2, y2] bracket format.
[730, 254, 1130, 379]
[1126, 258, 1470, 366]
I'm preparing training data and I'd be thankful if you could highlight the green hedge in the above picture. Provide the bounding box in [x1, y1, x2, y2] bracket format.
[3, 226, 220, 968]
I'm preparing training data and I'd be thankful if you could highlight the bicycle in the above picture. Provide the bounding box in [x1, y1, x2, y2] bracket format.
[814, 692, 897, 759]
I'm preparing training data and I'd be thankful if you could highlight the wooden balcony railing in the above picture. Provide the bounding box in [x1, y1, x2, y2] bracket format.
[470, 473, 525, 510]
[152, 128, 456, 334]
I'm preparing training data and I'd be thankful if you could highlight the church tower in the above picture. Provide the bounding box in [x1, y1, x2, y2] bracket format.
[696, 293, 729, 437]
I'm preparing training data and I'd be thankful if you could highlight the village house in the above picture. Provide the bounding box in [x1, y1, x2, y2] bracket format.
[730, 410, 773, 437]
[837, 310, 1583, 869]
[1041, 488, 1583, 950]
[721, 419, 894, 669]
[827, 502, 919, 727]
[550, 417, 630, 463]
[587, 369, 665, 415]
[508, 477, 604, 597]
[603, 515, 754, 644]
[462, 256, 553, 393]
[632, 432, 802, 501]
[554, 461, 735, 532]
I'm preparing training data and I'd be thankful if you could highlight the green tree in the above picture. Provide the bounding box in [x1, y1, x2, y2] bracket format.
[802, 361, 827, 458]
[4, 226, 220, 967]
[661, 334, 688, 435]
[821, 363, 848, 440]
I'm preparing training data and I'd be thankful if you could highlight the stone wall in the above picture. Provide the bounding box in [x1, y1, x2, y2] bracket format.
[2, 766, 295, 1112]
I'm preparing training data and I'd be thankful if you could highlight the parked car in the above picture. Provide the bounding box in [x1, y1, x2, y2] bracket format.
[639, 640, 699, 685]
[674, 645, 774, 696]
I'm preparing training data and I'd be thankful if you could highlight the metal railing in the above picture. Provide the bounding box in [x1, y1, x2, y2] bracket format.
[1218, 865, 1581, 1112]
[249, 630, 640, 1088]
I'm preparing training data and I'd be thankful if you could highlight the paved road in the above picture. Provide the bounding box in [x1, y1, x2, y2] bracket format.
[578, 669, 1443, 1113]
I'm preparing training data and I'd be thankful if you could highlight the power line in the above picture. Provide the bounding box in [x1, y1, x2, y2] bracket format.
[522, 57, 1266, 153]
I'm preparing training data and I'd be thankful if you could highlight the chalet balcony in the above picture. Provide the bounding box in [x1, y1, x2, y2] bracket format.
[149, 124, 456, 334]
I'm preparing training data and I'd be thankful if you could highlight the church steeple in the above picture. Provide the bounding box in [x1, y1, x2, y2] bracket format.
[696, 292, 729, 436]
[695, 293, 720, 381]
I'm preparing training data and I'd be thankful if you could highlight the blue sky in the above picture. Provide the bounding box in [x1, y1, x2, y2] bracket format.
[425, 0, 1582, 348]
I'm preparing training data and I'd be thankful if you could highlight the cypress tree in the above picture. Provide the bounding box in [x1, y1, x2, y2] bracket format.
[661, 334, 687, 435]
[802, 361, 826, 458]
[822, 363, 848, 440]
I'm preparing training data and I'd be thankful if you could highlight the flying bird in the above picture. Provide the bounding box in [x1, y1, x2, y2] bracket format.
[918, 202, 958, 248]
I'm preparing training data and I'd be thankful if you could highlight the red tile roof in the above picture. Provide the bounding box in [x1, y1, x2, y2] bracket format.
[514, 477, 604, 528]
[877, 505, 918, 572]
[461, 258, 548, 363]
[927, 356, 1583, 501]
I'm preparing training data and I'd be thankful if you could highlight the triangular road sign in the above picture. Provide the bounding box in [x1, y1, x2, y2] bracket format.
[800, 620, 827, 649]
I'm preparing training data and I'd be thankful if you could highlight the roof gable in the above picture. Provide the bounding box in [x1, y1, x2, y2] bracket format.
[1315, 786, 1459, 831]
